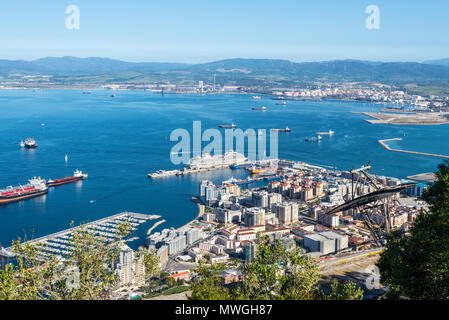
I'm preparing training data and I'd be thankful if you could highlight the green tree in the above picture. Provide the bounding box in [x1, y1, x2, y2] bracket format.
[319, 280, 364, 300]
[189, 235, 363, 300]
[377, 161, 449, 299]
[189, 260, 238, 300]
[0, 221, 143, 300]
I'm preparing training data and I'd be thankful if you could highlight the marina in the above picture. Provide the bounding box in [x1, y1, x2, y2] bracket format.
[0, 212, 162, 260]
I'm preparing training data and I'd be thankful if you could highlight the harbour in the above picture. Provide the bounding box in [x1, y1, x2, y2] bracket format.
[1, 212, 162, 260]
[0, 90, 448, 249]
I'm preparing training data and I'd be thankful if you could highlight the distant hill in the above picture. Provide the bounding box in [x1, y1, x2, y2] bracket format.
[1, 56, 449, 84]
[0, 56, 189, 75]
[424, 58, 449, 67]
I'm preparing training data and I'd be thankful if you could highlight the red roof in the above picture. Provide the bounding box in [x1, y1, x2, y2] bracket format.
[168, 270, 190, 278]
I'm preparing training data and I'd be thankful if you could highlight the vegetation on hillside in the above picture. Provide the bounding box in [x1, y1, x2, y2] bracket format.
[377, 161, 449, 299]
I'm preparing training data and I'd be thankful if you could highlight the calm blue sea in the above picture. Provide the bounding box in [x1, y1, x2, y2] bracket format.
[0, 90, 448, 247]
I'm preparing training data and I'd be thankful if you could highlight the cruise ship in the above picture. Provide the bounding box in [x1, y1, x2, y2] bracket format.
[0, 177, 48, 205]
[147, 169, 180, 178]
[188, 151, 247, 170]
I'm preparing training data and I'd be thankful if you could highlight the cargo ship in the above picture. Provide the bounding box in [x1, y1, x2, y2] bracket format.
[264, 175, 282, 182]
[223, 177, 254, 186]
[271, 126, 291, 133]
[230, 163, 251, 169]
[24, 138, 38, 149]
[252, 106, 266, 111]
[47, 170, 88, 187]
[0, 177, 48, 205]
[218, 124, 236, 129]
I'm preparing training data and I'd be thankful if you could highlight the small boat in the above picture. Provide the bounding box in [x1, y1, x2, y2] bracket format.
[110, 94, 116, 98]
[218, 124, 236, 129]
[271, 126, 291, 133]
[275, 101, 287, 106]
[252, 106, 266, 111]
[24, 138, 38, 149]
[19, 141, 25, 148]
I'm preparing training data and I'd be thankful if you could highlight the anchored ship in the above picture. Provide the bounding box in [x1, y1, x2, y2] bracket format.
[316, 130, 334, 136]
[275, 101, 287, 106]
[47, 170, 88, 187]
[222, 177, 254, 186]
[218, 124, 237, 129]
[271, 126, 291, 133]
[188, 151, 247, 170]
[0, 177, 48, 205]
[24, 138, 38, 149]
[147, 169, 180, 178]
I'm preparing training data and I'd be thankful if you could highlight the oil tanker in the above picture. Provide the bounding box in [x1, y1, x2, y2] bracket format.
[47, 170, 88, 187]
[0, 177, 48, 205]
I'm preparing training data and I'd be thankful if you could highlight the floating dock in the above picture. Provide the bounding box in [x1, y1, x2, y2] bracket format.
[1, 212, 161, 260]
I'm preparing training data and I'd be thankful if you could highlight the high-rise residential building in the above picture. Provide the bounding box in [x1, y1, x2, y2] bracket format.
[244, 241, 257, 262]
[268, 193, 282, 207]
[115, 244, 145, 288]
[252, 191, 269, 208]
[278, 203, 292, 225]
[245, 207, 265, 227]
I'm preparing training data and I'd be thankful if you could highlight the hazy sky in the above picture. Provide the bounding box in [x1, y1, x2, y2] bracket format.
[0, 0, 448, 63]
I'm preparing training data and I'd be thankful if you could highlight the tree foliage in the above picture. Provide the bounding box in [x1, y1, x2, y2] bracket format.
[190, 235, 363, 300]
[0, 220, 159, 300]
[377, 160, 449, 299]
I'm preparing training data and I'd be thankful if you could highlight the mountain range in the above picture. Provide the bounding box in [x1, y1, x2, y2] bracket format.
[2, 56, 449, 85]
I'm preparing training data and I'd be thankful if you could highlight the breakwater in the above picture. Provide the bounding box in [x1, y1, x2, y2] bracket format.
[378, 138, 449, 159]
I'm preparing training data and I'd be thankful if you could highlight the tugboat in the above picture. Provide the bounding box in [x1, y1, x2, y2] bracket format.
[24, 138, 38, 149]
[47, 170, 88, 187]
[0, 177, 48, 205]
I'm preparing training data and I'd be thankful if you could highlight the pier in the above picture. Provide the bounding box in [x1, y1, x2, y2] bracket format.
[1, 212, 162, 260]
[378, 138, 449, 159]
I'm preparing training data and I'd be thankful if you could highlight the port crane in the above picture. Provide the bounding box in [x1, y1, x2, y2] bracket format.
[327, 162, 416, 246]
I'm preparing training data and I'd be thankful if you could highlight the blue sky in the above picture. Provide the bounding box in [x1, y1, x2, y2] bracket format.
[0, 0, 448, 63]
